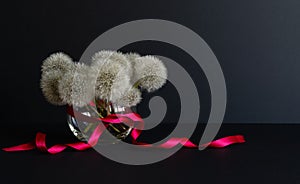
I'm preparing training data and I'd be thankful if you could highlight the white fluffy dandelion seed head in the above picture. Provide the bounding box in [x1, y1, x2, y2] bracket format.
[58, 63, 97, 107]
[125, 52, 142, 83]
[125, 52, 141, 63]
[132, 55, 167, 92]
[41, 52, 75, 73]
[40, 70, 66, 105]
[91, 50, 132, 76]
[92, 58, 131, 103]
[116, 87, 142, 107]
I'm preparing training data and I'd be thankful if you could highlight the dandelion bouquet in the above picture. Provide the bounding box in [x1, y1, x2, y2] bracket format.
[40, 50, 167, 143]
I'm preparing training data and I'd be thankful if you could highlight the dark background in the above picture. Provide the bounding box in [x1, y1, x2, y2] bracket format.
[1, 0, 300, 127]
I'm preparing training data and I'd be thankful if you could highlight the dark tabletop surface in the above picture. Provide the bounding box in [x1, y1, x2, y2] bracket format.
[0, 123, 299, 184]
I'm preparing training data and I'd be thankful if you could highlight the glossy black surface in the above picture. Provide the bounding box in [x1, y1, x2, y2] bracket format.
[1, 124, 299, 184]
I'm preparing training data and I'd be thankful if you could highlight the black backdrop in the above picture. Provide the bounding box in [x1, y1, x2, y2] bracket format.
[1, 0, 300, 127]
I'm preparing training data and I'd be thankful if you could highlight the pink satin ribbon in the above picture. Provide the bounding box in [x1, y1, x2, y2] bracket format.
[2, 106, 245, 154]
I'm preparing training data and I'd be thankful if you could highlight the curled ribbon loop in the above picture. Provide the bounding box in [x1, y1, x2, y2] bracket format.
[2, 106, 245, 154]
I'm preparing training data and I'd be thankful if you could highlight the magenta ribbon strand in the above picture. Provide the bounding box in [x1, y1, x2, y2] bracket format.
[2, 106, 245, 154]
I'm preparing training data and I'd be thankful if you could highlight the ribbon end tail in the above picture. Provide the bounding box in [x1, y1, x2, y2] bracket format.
[2, 142, 35, 152]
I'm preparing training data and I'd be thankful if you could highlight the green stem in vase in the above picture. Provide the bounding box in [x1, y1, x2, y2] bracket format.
[108, 124, 121, 133]
[87, 105, 104, 118]
[83, 103, 105, 133]
[133, 80, 142, 88]
[83, 123, 94, 133]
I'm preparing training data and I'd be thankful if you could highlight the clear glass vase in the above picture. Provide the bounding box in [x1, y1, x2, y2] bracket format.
[67, 99, 134, 144]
